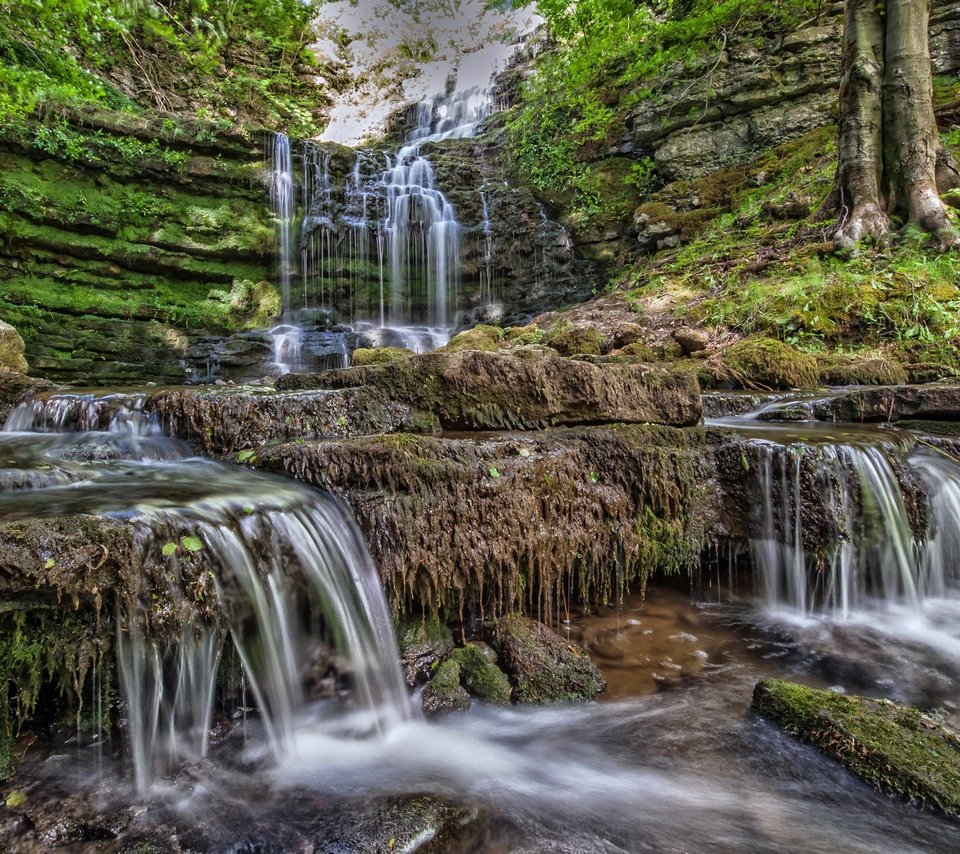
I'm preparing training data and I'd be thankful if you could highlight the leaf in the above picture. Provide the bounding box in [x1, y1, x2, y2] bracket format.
[518, 448, 531, 458]
[43, 557, 55, 570]
[161, 542, 178, 557]
[236, 449, 257, 464]
[242, 503, 255, 515]
[180, 536, 204, 553]
[589, 471, 600, 483]
[488, 465, 501, 479]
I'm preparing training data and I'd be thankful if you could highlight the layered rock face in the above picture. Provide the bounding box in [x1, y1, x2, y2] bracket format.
[0, 110, 277, 385]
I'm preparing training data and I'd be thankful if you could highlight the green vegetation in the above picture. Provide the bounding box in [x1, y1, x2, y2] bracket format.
[721, 337, 820, 390]
[506, 0, 819, 211]
[753, 679, 960, 818]
[0, 0, 327, 135]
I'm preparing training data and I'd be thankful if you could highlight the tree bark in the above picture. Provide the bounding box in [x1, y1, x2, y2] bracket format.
[831, 0, 958, 248]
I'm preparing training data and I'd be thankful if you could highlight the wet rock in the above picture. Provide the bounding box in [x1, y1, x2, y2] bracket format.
[0, 322, 28, 374]
[673, 327, 710, 355]
[278, 349, 703, 430]
[421, 660, 471, 716]
[720, 337, 820, 390]
[449, 642, 512, 705]
[817, 354, 908, 387]
[0, 372, 54, 424]
[492, 615, 606, 704]
[396, 614, 454, 687]
[150, 386, 415, 456]
[753, 679, 960, 818]
[811, 384, 960, 423]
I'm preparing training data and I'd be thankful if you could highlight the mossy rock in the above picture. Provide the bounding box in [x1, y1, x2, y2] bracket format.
[395, 614, 454, 687]
[817, 354, 908, 386]
[722, 337, 819, 390]
[350, 347, 414, 366]
[504, 324, 544, 346]
[612, 341, 657, 361]
[492, 614, 605, 704]
[440, 324, 505, 353]
[421, 659, 470, 717]
[753, 679, 960, 818]
[544, 324, 604, 357]
[449, 642, 511, 705]
[905, 363, 960, 384]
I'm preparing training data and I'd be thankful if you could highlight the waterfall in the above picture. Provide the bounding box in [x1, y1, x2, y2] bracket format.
[266, 83, 497, 356]
[744, 435, 960, 619]
[2, 399, 413, 791]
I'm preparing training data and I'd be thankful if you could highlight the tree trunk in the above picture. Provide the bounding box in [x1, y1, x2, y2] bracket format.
[834, 0, 888, 247]
[831, 0, 958, 248]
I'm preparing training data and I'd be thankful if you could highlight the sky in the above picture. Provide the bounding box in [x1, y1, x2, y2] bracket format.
[312, 1, 540, 144]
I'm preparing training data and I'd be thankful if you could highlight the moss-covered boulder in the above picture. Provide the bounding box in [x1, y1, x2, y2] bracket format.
[544, 323, 604, 356]
[449, 642, 511, 705]
[721, 337, 819, 390]
[752, 679, 960, 818]
[278, 349, 703, 430]
[396, 614, 454, 687]
[350, 347, 414, 366]
[421, 660, 471, 717]
[493, 615, 605, 704]
[440, 324, 506, 352]
[0, 322, 28, 374]
[817, 354, 908, 386]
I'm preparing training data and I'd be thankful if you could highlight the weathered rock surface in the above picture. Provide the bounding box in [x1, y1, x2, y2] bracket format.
[252, 426, 715, 614]
[753, 679, 960, 818]
[811, 384, 960, 423]
[278, 349, 703, 430]
[0, 371, 53, 424]
[449, 642, 512, 705]
[493, 615, 606, 704]
[421, 659, 471, 716]
[396, 614, 455, 688]
[0, 321, 28, 374]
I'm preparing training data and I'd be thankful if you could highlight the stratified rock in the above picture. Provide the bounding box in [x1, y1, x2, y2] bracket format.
[421, 660, 471, 716]
[753, 679, 960, 818]
[449, 642, 512, 705]
[816, 354, 908, 386]
[278, 349, 703, 429]
[492, 614, 605, 704]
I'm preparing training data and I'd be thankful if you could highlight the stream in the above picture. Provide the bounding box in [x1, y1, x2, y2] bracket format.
[0, 391, 959, 851]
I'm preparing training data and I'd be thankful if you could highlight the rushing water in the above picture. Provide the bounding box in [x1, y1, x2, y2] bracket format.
[2, 393, 960, 851]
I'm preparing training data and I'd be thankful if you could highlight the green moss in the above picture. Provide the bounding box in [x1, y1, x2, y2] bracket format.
[351, 347, 414, 366]
[753, 679, 960, 818]
[817, 354, 908, 386]
[421, 659, 470, 716]
[504, 324, 545, 346]
[545, 322, 605, 356]
[449, 643, 511, 705]
[721, 337, 819, 390]
[440, 324, 506, 353]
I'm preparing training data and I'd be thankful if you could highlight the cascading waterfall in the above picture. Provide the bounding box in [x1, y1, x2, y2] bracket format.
[741, 432, 959, 620]
[1, 398, 412, 791]
[266, 83, 498, 359]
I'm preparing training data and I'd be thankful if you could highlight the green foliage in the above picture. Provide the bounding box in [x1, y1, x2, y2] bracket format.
[507, 0, 819, 202]
[0, 0, 326, 134]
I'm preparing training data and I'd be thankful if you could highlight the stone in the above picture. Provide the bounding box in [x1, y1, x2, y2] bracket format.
[0, 372, 53, 424]
[396, 614, 454, 688]
[0, 322, 28, 374]
[816, 354, 908, 387]
[673, 327, 710, 355]
[492, 615, 606, 704]
[720, 337, 820, 390]
[421, 660, 471, 716]
[753, 679, 960, 818]
[277, 349, 703, 430]
[449, 642, 512, 705]
[811, 384, 960, 423]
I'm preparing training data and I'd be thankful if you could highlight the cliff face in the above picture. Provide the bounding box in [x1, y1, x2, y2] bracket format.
[0, 110, 278, 385]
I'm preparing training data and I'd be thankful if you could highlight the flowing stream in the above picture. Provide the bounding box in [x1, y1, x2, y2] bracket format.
[1, 392, 959, 851]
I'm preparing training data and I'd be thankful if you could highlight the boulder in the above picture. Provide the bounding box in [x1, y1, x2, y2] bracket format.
[720, 337, 819, 390]
[396, 614, 454, 688]
[753, 679, 960, 818]
[421, 660, 471, 716]
[277, 349, 703, 430]
[492, 614, 606, 704]
[0, 322, 28, 374]
[449, 642, 512, 705]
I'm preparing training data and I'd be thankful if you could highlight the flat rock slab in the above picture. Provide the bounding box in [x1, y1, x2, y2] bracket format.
[753, 679, 960, 818]
[277, 349, 703, 430]
[812, 384, 960, 423]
